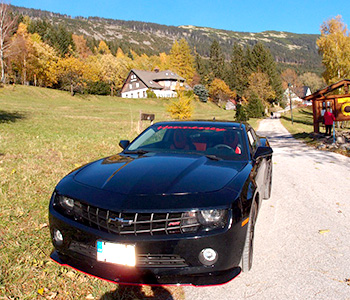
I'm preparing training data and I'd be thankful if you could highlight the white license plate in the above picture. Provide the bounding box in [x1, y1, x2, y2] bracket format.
[96, 241, 136, 267]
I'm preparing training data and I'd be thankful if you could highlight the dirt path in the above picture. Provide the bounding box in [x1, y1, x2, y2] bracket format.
[184, 118, 350, 300]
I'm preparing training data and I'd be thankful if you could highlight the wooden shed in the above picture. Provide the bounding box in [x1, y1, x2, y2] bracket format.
[303, 79, 350, 133]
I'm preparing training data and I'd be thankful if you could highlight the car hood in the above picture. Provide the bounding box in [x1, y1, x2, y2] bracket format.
[73, 153, 247, 196]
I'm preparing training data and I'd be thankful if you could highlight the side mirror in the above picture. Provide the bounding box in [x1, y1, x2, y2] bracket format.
[253, 146, 273, 160]
[119, 140, 130, 150]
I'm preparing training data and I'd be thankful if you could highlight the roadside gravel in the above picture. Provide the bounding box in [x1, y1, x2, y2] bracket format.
[184, 118, 350, 300]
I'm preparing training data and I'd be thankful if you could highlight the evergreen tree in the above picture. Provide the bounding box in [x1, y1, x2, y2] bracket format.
[209, 40, 225, 80]
[228, 43, 248, 97]
[193, 84, 209, 102]
[246, 92, 265, 118]
[235, 103, 249, 122]
[244, 42, 283, 103]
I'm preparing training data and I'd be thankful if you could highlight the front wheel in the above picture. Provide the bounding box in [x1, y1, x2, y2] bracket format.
[241, 201, 257, 272]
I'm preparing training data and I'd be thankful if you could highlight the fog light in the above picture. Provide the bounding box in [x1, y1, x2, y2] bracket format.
[199, 248, 218, 266]
[53, 229, 63, 246]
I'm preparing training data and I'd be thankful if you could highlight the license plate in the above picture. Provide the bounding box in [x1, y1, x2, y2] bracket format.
[96, 241, 136, 267]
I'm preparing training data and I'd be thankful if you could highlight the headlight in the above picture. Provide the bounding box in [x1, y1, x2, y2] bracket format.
[181, 209, 228, 233]
[198, 209, 226, 225]
[58, 196, 74, 210]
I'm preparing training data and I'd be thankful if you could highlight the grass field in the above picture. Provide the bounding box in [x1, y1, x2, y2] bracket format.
[0, 85, 260, 299]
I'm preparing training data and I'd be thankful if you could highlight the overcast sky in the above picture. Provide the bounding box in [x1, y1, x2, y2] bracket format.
[10, 0, 350, 34]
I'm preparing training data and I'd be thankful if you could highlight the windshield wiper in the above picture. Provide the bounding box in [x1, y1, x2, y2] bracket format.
[123, 149, 149, 155]
[205, 154, 222, 161]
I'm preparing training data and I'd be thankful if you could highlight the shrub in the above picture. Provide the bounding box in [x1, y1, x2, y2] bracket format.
[146, 89, 157, 98]
[193, 84, 209, 102]
[235, 103, 249, 122]
[246, 93, 265, 118]
[85, 81, 110, 95]
[167, 92, 193, 120]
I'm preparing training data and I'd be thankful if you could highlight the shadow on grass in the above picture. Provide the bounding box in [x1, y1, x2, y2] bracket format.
[100, 285, 174, 300]
[281, 115, 313, 126]
[0, 110, 25, 124]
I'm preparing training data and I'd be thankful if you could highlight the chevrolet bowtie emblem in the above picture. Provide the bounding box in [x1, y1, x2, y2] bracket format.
[108, 217, 132, 226]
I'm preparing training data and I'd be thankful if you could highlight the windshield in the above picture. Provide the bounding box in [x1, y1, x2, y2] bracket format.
[126, 124, 248, 161]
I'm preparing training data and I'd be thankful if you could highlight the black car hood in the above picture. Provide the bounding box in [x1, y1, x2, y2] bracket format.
[73, 153, 247, 196]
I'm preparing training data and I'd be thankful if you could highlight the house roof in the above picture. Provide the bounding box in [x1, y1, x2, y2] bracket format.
[131, 69, 186, 90]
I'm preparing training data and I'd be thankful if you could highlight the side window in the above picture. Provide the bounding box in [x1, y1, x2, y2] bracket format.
[247, 129, 259, 153]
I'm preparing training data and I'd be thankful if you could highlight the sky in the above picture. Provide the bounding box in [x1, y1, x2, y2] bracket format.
[10, 0, 350, 34]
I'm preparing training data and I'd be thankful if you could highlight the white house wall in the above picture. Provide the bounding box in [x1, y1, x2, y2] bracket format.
[122, 88, 148, 98]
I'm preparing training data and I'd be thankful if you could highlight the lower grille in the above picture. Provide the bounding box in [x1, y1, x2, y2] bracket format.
[69, 242, 188, 268]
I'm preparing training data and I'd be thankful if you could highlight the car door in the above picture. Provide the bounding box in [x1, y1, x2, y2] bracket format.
[247, 128, 267, 195]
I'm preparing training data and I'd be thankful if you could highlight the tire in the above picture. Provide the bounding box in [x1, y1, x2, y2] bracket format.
[241, 201, 257, 272]
[263, 161, 272, 200]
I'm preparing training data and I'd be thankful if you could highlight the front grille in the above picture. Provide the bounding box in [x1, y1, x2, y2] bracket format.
[69, 242, 188, 268]
[72, 201, 200, 236]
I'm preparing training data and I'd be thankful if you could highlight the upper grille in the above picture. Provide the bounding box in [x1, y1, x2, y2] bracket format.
[72, 201, 201, 236]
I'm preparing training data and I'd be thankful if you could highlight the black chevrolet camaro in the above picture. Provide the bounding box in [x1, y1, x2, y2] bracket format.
[49, 120, 273, 286]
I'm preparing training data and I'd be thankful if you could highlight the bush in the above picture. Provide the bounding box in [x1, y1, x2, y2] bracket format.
[246, 93, 265, 118]
[235, 103, 249, 122]
[85, 81, 110, 95]
[193, 84, 209, 102]
[167, 93, 193, 120]
[146, 89, 157, 98]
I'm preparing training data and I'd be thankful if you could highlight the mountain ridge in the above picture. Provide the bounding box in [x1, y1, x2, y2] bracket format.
[12, 5, 323, 74]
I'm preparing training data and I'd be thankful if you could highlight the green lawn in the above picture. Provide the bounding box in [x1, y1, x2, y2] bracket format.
[280, 106, 350, 153]
[0, 85, 259, 299]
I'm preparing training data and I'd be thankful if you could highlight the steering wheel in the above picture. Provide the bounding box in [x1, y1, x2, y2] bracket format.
[213, 144, 234, 151]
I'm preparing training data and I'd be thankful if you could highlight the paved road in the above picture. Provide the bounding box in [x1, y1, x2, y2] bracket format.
[184, 118, 350, 300]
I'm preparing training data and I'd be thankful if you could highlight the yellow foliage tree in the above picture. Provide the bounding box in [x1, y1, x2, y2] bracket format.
[72, 34, 92, 59]
[208, 78, 236, 106]
[170, 38, 195, 84]
[56, 55, 85, 95]
[244, 72, 275, 105]
[167, 92, 193, 120]
[317, 15, 350, 84]
[97, 40, 111, 55]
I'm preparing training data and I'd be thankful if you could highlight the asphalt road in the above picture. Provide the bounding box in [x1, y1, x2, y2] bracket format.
[183, 118, 350, 300]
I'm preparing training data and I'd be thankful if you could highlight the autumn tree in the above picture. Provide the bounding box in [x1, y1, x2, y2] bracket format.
[169, 38, 195, 84]
[317, 15, 350, 84]
[0, 2, 17, 83]
[57, 55, 85, 95]
[244, 72, 275, 105]
[208, 78, 236, 106]
[9, 23, 35, 84]
[30, 33, 58, 86]
[299, 72, 325, 93]
[246, 42, 283, 101]
[167, 91, 193, 120]
[72, 34, 92, 58]
[97, 40, 111, 55]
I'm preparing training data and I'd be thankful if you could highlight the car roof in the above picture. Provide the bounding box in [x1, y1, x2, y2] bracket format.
[153, 120, 249, 130]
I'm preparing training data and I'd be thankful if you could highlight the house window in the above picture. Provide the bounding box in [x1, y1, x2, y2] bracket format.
[143, 91, 146, 98]
[129, 83, 132, 89]
[136, 82, 139, 88]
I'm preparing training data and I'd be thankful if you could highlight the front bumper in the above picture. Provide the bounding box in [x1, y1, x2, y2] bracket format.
[49, 210, 246, 286]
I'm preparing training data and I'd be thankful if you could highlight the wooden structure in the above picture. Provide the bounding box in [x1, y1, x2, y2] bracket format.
[303, 79, 350, 133]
